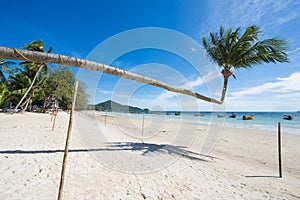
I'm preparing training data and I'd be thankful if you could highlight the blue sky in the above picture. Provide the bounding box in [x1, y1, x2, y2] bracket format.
[1, 0, 300, 111]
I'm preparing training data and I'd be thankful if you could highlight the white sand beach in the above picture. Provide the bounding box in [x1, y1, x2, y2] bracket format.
[0, 112, 300, 199]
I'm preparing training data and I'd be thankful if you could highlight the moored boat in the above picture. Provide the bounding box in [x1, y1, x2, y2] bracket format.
[194, 113, 205, 116]
[217, 114, 226, 118]
[283, 114, 292, 120]
[229, 113, 236, 118]
[242, 114, 254, 120]
[175, 111, 181, 116]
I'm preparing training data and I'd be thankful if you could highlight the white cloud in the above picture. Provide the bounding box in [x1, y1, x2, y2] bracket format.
[153, 70, 220, 103]
[288, 47, 300, 54]
[155, 91, 174, 102]
[230, 72, 300, 99]
[226, 72, 300, 111]
[186, 71, 219, 88]
[190, 47, 196, 52]
[276, 92, 300, 99]
[230, 72, 300, 98]
[97, 89, 112, 95]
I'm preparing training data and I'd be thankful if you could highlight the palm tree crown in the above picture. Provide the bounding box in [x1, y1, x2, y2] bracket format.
[202, 25, 289, 102]
[202, 25, 288, 69]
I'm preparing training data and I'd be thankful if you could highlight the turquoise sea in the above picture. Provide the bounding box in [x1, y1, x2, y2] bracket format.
[151, 111, 300, 135]
[114, 111, 300, 135]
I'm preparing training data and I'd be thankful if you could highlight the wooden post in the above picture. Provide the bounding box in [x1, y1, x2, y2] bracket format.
[105, 113, 107, 126]
[142, 114, 145, 136]
[52, 111, 57, 131]
[57, 80, 78, 200]
[278, 122, 282, 178]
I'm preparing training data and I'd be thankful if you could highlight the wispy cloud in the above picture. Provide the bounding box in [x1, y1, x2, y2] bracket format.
[224, 72, 300, 111]
[229, 72, 300, 99]
[154, 70, 219, 103]
[288, 47, 300, 54]
[97, 89, 113, 95]
[202, 0, 300, 35]
[190, 47, 197, 52]
[185, 71, 219, 88]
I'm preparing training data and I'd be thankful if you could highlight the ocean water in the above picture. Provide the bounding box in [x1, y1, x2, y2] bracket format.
[114, 111, 300, 135]
[157, 111, 300, 135]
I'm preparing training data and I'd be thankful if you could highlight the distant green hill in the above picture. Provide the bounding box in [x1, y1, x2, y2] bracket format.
[89, 100, 149, 113]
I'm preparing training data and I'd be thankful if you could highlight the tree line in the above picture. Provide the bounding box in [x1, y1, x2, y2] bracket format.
[0, 40, 88, 112]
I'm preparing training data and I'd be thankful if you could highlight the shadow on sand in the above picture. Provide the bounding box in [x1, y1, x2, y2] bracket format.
[245, 175, 281, 178]
[0, 142, 216, 162]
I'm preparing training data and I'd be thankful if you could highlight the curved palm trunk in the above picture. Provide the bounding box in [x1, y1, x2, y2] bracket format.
[220, 69, 233, 103]
[0, 46, 224, 104]
[220, 76, 229, 102]
[14, 64, 44, 112]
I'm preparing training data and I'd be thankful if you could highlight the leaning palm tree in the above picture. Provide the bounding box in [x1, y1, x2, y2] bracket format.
[0, 46, 222, 104]
[0, 26, 289, 106]
[202, 25, 289, 102]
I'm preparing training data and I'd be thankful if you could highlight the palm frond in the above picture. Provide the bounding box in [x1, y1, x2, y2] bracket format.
[202, 25, 289, 71]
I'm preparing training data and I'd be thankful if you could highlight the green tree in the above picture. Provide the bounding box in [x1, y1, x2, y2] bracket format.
[202, 25, 289, 102]
[45, 67, 88, 110]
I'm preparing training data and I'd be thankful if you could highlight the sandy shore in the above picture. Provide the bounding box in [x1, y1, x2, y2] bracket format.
[0, 112, 299, 199]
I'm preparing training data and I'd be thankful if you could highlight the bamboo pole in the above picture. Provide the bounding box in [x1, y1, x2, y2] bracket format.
[52, 111, 57, 131]
[142, 114, 145, 136]
[57, 80, 78, 200]
[278, 122, 282, 178]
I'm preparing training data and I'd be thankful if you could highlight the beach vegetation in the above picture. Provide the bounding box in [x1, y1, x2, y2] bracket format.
[0, 41, 89, 112]
[10, 40, 52, 112]
[45, 67, 89, 110]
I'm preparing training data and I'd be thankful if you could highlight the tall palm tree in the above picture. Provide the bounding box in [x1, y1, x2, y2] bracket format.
[202, 25, 289, 102]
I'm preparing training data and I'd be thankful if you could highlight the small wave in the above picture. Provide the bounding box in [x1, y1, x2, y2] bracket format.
[252, 124, 274, 128]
